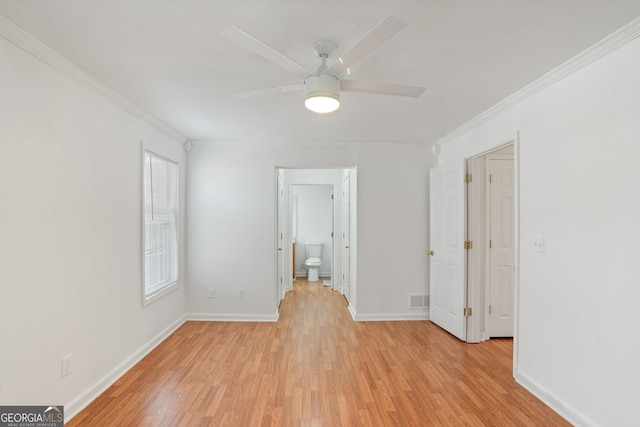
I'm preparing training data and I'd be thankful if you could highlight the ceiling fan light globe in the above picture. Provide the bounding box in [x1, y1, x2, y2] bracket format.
[305, 94, 340, 113]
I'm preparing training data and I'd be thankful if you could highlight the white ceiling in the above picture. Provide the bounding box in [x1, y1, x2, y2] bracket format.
[1, 0, 640, 144]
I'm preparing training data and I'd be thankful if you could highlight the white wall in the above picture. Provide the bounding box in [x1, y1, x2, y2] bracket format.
[0, 32, 187, 418]
[186, 141, 435, 320]
[437, 28, 640, 427]
[355, 143, 434, 319]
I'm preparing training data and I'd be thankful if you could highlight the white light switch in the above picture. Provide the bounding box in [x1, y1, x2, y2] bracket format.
[533, 236, 545, 253]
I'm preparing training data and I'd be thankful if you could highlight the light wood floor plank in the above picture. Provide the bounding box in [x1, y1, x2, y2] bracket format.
[67, 279, 569, 426]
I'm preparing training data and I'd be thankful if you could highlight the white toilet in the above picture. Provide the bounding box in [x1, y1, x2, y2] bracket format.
[304, 242, 323, 282]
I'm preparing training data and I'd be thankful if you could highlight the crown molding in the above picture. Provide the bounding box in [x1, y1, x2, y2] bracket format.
[0, 14, 187, 143]
[434, 16, 640, 149]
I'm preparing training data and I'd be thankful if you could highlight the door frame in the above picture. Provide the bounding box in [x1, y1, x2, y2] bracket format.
[342, 172, 351, 303]
[275, 168, 357, 309]
[291, 183, 336, 285]
[276, 171, 285, 302]
[465, 136, 520, 361]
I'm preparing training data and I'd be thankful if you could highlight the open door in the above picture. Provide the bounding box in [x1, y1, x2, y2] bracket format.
[488, 156, 515, 337]
[429, 160, 467, 341]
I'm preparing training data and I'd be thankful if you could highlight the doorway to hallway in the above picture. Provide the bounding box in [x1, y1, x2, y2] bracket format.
[275, 168, 356, 312]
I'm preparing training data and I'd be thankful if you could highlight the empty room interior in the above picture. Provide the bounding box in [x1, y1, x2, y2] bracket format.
[1, 1, 639, 426]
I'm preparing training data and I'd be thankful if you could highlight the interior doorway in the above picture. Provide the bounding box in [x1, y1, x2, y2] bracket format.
[428, 142, 516, 344]
[292, 184, 334, 283]
[275, 168, 356, 310]
[467, 144, 516, 342]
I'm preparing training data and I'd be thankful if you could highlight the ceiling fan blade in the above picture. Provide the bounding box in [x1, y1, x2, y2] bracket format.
[326, 16, 408, 77]
[234, 84, 305, 99]
[341, 80, 425, 97]
[222, 26, 312, 77]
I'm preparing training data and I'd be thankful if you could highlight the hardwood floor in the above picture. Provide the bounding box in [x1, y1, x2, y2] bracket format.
[67, 279, 569, 426]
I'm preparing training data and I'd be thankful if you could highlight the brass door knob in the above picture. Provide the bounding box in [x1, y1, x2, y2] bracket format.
[278, 247, 282, 251]
[427, 250, 434, 256]
[345, 245, 350, 249]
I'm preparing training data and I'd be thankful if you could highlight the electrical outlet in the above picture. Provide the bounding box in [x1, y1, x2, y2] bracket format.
[533, 236, 545, 253]
[238, 288, 244, 298]
[61, 354, 72, 377]
[208, 288, 215, 298]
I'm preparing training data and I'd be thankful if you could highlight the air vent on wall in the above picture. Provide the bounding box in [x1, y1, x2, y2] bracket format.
[409, 294, 429, 309]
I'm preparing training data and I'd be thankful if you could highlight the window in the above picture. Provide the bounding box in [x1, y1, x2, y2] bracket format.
[143, 150, 179, 303]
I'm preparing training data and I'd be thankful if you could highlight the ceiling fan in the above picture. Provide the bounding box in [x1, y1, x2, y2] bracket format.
[221, 16, 425, 113]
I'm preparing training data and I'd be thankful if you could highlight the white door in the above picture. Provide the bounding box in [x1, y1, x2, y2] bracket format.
[342, 174, 351, 301]
[277, 172, 285, 302]
[488, 158, 515, 337]
[429, 160, 467, 341]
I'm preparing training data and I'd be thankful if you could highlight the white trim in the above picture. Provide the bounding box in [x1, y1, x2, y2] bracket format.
[435, 16, 640, 149]
[348, 303, 357, 320]
[295, 272, 333, 279]
[464, 140, 518, 344]
[0, 14, 186, 143]
[64, 315, 187, 422]
[141, 145, 181, 307]
[143, 281, 180, 307]
[465, 156, 484, 343]
[351, 311, 429, 321]
[512, 132, 521, 377]
[515, 371, 597, 427]
[187, 312, 280, 322]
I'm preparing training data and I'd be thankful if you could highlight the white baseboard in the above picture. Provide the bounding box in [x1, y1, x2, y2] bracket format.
[515, 370, 597, 427]
[351, 310, 429, 321]
[64, 314, 187, 422]
[187, 312, 279, 322]
[295, 272, 332, 278]
[348, 303, 357, 320]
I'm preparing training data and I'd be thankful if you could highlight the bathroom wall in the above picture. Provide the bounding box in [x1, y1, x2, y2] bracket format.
[293, 185, 333, 277]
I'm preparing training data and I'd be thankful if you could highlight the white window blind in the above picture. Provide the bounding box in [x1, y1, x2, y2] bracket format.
[143, 150, 178, 301]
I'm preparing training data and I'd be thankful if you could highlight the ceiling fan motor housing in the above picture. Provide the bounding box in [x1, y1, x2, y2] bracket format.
[304, 74, 341, 113]
[305, 74, 340, 98]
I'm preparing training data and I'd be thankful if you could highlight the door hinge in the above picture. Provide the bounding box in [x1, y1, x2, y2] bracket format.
[488, 305, 492, 314]
[489, 174, 492, 184]
[464, 240, 472, 250]
[489, 239, 492, 249]
[464, 307, 472, 317]
[464, 173, 472, 183]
